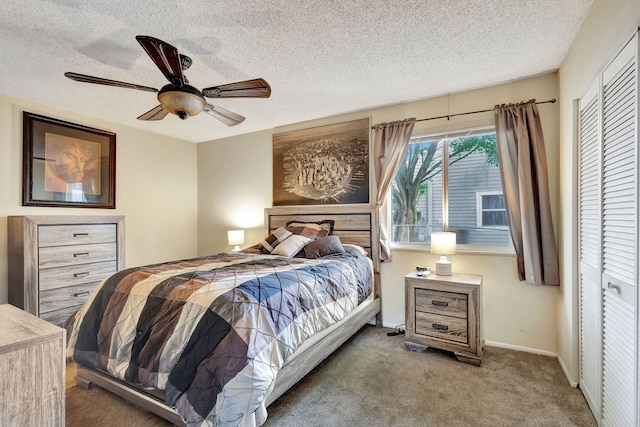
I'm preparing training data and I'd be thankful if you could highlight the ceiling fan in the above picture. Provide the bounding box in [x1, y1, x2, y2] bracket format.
[65, 35, 271, 126]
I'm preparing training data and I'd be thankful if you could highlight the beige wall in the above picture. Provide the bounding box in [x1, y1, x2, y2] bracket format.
[197, 72, 561, 354]
[557, 0, 640, 384]
[0, 94, 199, 304]
[197, 129, 273, 255]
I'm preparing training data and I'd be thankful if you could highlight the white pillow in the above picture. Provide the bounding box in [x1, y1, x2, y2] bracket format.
[271, 234, 311, 257]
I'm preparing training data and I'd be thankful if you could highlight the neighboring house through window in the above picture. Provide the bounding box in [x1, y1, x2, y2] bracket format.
[390, 128, 511, 248]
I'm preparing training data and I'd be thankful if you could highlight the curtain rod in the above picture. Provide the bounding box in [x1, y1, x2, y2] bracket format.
[373, 98, 557, 127]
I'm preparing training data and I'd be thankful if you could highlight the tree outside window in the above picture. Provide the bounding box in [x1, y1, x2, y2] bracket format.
[391, 131, 511, 247]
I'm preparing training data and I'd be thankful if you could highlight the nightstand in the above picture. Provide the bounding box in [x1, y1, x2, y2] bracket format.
[405, 272, 483, 365]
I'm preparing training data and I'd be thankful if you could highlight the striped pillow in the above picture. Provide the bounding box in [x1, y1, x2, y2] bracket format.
[285, 220, 334, 240]
[259, 227, 292, 254]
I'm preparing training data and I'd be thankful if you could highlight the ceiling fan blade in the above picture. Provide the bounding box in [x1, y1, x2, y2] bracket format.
[136, 35, 185, 88]
[204, 103, 245, 126]
[137, 105, 169, 121]
[65, 72, 158, 93]
[202, 78, 271, 98]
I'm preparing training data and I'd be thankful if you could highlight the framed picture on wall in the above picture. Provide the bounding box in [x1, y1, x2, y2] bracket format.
[22, 112, 116, 208]
[273, 117, 370, 206]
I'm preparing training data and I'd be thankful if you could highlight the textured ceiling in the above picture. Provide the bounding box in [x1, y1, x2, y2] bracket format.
[1, 1, 592, 143]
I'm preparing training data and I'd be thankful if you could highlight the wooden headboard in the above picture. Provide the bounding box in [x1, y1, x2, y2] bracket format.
[265, 205, 380, 274]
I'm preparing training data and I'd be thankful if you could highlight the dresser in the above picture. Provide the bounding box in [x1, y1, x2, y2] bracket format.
[405, 272, 482, 365]
[0, 304, 65, 426]
[8, 215, 125, 326]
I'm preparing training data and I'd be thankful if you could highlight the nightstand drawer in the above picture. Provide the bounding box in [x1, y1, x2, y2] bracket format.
[415, 288, 467, 319]
[415, 311, 468, 344]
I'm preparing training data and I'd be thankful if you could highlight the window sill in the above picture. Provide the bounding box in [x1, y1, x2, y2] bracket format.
[390, 242, 516, 256]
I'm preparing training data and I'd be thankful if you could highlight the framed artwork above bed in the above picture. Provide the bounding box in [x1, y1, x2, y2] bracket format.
[272, 117, 370, 206]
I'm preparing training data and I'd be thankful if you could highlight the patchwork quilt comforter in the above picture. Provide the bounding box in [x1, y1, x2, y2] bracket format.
[65, 246, 373, 427]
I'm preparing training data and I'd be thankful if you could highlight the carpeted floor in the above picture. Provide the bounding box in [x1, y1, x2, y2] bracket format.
[66, 326, 596, 426]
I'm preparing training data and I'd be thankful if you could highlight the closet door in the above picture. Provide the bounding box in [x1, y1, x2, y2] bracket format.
[600, 35, 638, 427]
[578, 79, 602, 419]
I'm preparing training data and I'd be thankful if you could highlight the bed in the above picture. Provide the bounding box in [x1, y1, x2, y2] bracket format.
[66, 206, 381, 426]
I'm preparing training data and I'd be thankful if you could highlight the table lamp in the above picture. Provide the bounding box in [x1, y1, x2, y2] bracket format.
[431, 232, 456, 276]
[227, 229, 245, 252]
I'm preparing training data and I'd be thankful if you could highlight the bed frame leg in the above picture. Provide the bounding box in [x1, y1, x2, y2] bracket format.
[76, 374, 100, 390]
[375, 312, 382, 328]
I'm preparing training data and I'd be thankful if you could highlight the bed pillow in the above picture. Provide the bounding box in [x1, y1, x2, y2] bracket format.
[239, 243, 263, 254]
[285, 220, 335, 239]
[259, 227, 292, 254]
[343, 244, 368, 256]
[271, 234, 312, 257]
[305, 235, 345, 258]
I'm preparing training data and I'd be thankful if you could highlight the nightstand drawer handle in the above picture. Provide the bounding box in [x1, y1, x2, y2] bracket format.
[74, 272, 90, 278]
[432, 323, 449, 331]
[432, 300, 449, 307]
[74, 291, 90, 298]
[73, 233, 89, 237]
[73, 252, 90, 258]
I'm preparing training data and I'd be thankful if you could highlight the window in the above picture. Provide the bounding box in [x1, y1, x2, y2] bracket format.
[476, 192, 508, 228]
[391, 129, 511, 248]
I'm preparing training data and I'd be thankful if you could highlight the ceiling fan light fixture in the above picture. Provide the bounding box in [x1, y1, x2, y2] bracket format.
[158, 86, 205, 119]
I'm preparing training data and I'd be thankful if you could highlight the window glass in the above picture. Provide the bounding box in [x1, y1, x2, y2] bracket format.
[479, 193, 508, 227]
[391, 139, 442, 243]
[391, 131, 511, 248]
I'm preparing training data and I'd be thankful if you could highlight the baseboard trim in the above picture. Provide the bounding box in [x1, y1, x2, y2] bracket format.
[556, 355, 579, 388]
[381, 321, 404, 329]
[484, 340, 556, 357]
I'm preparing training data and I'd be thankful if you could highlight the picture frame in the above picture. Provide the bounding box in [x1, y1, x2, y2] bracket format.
[273, 117, 370, 206]
[22, 112, 116, 208]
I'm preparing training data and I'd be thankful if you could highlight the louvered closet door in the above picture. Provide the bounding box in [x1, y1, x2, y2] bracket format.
[600, 35, 638, 427]
[578, 79, 602, 420]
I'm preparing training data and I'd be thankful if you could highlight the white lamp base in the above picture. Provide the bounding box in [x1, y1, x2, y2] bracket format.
[435, 256, 452, 276]
[232, 246, 241, 252]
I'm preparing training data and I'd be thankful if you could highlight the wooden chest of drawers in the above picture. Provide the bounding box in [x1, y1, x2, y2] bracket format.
[405, 272, 482, 365]
[8, 216, 125, 326]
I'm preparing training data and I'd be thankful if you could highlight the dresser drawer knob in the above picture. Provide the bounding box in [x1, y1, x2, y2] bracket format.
[432, 300, 449, 307]
[73, 233, 89, 237]
[73, 291, 90, 298]
[432, 323, 449, 331]
[73, 252, 90, 258]
[74, 272, 90, 278]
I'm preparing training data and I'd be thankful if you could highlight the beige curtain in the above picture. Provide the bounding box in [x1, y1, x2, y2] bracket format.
[373, 118, 416, 261]
[494, 100, 559, 286]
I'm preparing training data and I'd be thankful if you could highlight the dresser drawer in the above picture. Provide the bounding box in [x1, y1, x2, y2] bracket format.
[415, 288, 467, 319]
[40, 305, 82, 327]
[39, 261, 117, 291]
[415, 311, 468, 344]
[40, 282, 97, 315]
[39, 242, 117, 269]
[39, 224, 117, 247]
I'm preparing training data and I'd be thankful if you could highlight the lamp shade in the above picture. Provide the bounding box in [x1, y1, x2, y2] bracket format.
[227, 229, 245, 245]
[227, 230, 245, 251]
[431, 232, 456, 275]
[431, 232, 456, 255]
